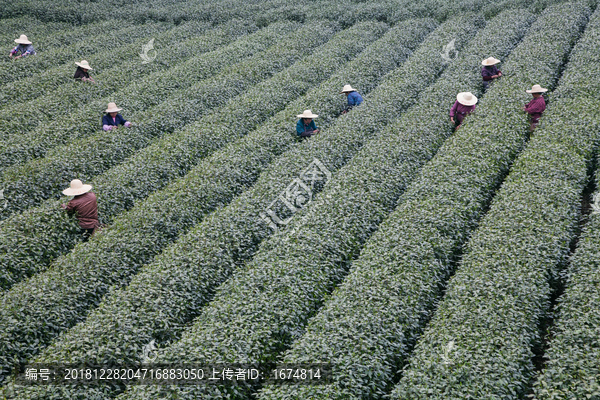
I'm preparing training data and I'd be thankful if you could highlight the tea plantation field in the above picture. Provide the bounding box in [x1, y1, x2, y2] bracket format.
[1, 0, 599, 398]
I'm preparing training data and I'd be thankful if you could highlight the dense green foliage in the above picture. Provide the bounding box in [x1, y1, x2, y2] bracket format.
[1, 0, 600, 398]
[391, 3, 600, 398]
[257, 8, 536, 399]
[0, 19, 261, 166]
[112, 15, 484, 400]
[0, 21, 335, 218]
[0, 20, 378, 291]
[531, 9, 600, 399]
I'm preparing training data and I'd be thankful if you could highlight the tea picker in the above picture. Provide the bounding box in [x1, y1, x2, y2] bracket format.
[296, 110, 320, 138]
[481, 57, 502, 89]
[523, 84, 547, 132]
[450, 92, 477, 129]
[340, 84, 363, 114]
[61, 179, 100, 242]
[102, 102, 132, 131]
[74, 60, 95, 83]
[9, 35, 36, 59]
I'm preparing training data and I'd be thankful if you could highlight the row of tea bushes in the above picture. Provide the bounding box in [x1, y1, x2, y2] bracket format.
[0, 21, 330, 219]
[108, 15, 484, 400]
[262, 5, 599, 398]
[0, 16, 447, 387]
[0, 18, 255, 140]
[0, 20, 276, 170]
[531, 8, 600, 399]
[0, 20, 167, 85]
[0, 19, 213, 107]
[0, 20, 382, 291]
[391, 4, 600, 399]
[3, 19, 435, 400]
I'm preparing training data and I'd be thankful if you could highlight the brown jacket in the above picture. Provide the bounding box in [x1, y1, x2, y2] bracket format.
[66, 192, 99, 229]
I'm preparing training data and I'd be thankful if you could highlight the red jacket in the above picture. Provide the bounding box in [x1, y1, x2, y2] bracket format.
[524, 96, 546, 122]
[66, 192, 99, 229]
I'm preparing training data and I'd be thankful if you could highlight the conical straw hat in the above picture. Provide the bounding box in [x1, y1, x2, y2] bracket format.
[297, 110, 318, 119]
[75, 60, 93, 70]
[105, 102, 122, 113]
[340, 84, 357, 93]
[14, 34, 32, 44]
[526, 84, 548, 93]
[62, 179, 92, 196]
[456, 92, 478, 106]
[481, 57, 500, 66]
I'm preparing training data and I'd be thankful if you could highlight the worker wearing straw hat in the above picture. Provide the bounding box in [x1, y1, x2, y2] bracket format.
[102, 102, 131, 131]
[74, 60, 95, 83]
[481, 57, 502, 89]
[296, 110, 320, 138]
[340, 84, 363, 114]
[523, 84, 547, 132]
[9, 35, 36, 59]
[61, 179, 99, 242]
[450, 92, 477, 129]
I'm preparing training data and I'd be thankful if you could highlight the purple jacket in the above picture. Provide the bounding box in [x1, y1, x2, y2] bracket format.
[482, 65, 501, 88]
[524, 96, 546, 122]
[450, 101, 476, 124]
[481, 65, 501, 81]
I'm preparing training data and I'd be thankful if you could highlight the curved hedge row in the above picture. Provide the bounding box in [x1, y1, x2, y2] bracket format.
[0, 20, 169, 86]
[0, 0, 286, 25]
[0, 20, 384, 291]
[0, 21, 331, 219]
[531, 173, 600, 400]
[0, 18, 253, 143]
[0, 17, 71, 46]
[0, 19, 273, 170]
[0, 19, 214, 108]
[531, 9, 600, 399]
[0, 15, 446, 386]
[107, 15, 483, 400]
[3, 20, 417, 400]
[389, 4, 600, 399]
[260, 7, 575, 399]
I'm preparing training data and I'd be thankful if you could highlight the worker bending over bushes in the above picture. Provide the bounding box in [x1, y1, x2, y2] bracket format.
[102, 102, 132, 131]
[449, 91, 477, 130]
[9, 35, 36, 59]
[340, 84, 363, 114]
[523, 84, 547, 132]
[61, 179, 99, 242]
[296, 109, 320, 138]
[481, 56, 502, 89]
[74, 60, 95, 83]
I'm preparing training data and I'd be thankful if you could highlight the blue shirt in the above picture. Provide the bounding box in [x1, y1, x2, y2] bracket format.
[296, 119, 318, 136]
[10, 44, 36, 57]
[102, 113, 128, 127]
[347, 91, 363, 107]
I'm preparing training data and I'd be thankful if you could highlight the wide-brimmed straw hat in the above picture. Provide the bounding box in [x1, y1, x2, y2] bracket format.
[62, 179, 92, 196]
[526, 84, 548, 93]
[340, 84, 357, 94]
[14, 34, 32, 44]
[76, 60, 93, 70]
[481, 56, 500, 66]
[105, 102, 122, 113]
[456, 92, 478, 106]
[297, 110, 318, 119]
